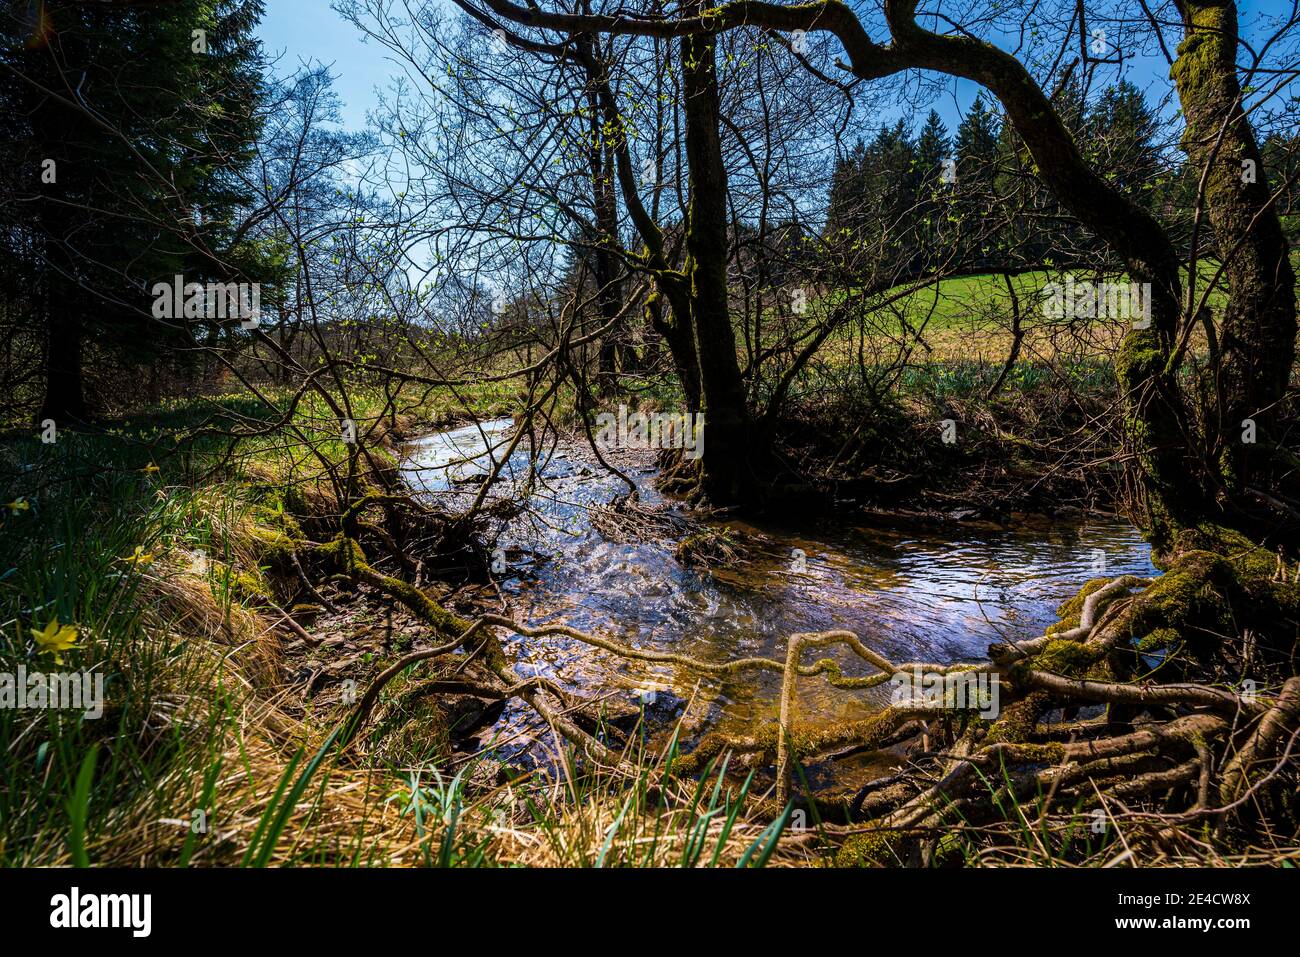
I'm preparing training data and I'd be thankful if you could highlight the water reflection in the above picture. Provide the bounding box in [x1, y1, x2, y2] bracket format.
[402, 420, 1158, 737]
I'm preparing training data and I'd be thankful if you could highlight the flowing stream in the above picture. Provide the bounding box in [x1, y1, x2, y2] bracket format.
[401, 419, 1158, 775]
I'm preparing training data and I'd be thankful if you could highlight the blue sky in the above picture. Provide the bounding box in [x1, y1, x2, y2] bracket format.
[257, 0, 1287, 137]
[258, 0, 402, 131]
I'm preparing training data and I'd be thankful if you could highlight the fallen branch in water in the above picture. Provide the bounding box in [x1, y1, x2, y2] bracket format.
[291, 499, 1299, 863]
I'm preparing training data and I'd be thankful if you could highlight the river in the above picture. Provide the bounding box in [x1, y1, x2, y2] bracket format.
[401, 418, 1158, 777]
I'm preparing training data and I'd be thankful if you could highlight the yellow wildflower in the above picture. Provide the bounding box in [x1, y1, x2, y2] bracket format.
[123, 545, 155, 567]
[31, 618, 79, 665]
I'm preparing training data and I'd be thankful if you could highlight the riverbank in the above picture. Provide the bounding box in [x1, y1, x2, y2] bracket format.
[0, 392, 812, 865]
[6, 390, 1291, 867]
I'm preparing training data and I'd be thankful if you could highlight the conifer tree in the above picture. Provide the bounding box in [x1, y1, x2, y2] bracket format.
[0, 0, 270, 421]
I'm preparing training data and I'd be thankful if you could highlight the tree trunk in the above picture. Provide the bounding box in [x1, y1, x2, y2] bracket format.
[29, 25, 90, 425]
[680, 23, 756, 502]
[588, 99, 624, 391]
[575, 33, 752, 496]
[647, 285, 702, 411]
[883, 3, 1200, 541]
[1171, 0, 1297, 503]
[37, 270, 89, 424]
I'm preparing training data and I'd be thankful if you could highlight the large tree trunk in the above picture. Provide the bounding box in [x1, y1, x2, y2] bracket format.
[37, 264, 89, 424]
[679, 23, 756, 502]
[588, 102, 625, 391]
[1171, 0, 1297, 505]
[647, 285, 702, 411]
[30, 30, 89, 426]
[577, 32, 759, 501]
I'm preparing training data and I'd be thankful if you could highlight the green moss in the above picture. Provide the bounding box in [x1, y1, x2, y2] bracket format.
[984, 693, 1047, 745]
[312, 535, 366, 569]
[247, 524, 301, 567]
[246, 498, 304, 538]
[1010, 742, 1068, 763]
[1049, 577, 1109, 632]
[835, 828, 903, 868]
[1176, 524, 1294, 588]
[1045, 522, 1300, 680]
[1059, 576, 1110, 614]
[234, 571, 272, 603]
[1033, 638, 1101, 677]
[1136, 627, 1178, 653]
[209, 559, 272, 604]
[1136, 551, 1234, 638]
[933, 831, 967, 867]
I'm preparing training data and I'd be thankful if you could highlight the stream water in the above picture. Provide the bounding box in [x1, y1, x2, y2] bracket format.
[401, 419, 1159, 773]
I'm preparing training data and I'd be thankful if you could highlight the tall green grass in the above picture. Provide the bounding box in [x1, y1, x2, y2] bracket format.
[0, 438, 241, 864]
[0, 390, 394, 865]
[0, 388, 803, 867]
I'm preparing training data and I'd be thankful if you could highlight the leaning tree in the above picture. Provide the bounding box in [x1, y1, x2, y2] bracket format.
[452, 0, 1297, 546]
[403, 0, 1300, 847]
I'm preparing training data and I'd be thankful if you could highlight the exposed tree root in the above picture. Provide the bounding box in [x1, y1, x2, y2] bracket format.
[1220, 676, 1300, 805]
[261, 481, 1300, 862]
